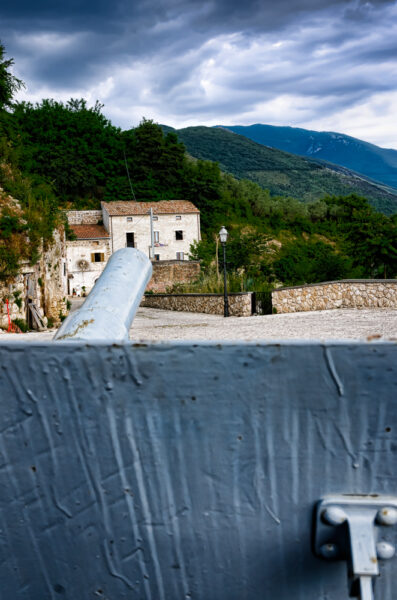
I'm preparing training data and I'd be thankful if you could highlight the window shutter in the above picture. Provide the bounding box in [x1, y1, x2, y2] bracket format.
[100, 253, 105, 262]
[91, 253, 95, 262]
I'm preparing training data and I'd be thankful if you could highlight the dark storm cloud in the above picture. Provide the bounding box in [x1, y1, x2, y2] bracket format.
[1, 0, 397, 145]
[1, 1, 392, 75]
[2, 0, 393, 34]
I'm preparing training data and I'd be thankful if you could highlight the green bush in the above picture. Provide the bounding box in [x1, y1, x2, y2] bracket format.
[13, 290, 22, 308]
[12, 318, 28, 332]
[168, 268, 274, 295]
[273, 238, 354, 286]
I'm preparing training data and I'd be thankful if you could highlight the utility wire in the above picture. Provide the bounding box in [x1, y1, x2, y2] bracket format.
[123, 146, 137, 202]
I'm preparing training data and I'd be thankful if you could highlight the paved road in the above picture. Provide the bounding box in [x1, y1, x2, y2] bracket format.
[2, 306, 397, 342]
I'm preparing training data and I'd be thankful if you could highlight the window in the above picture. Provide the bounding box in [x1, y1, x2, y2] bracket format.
[176, 252, 184, 260]
[154, 231, 160, 243]
[126, 217, 133, 222]
[176, 215, 181, 220]
[91, 253, 105, 262]
[154, 254, 160, 261]
[152, 215, 158, 221]
[175, 230, 183, 240]
[126, 232, 135, 247]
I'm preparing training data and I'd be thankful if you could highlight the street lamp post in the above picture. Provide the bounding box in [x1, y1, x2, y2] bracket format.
[219, 226, 229, 317]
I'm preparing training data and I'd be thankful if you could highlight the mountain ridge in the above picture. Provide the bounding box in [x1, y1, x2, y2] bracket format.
[217, 124, 397, 191]
[162, 125, 397, 215]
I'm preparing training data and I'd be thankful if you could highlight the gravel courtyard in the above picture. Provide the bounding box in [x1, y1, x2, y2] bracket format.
[1, 306, 397, 342]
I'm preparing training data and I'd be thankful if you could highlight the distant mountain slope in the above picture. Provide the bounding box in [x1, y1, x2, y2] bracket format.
[165, 125, 397, 214]
[220, 124, 397, 191]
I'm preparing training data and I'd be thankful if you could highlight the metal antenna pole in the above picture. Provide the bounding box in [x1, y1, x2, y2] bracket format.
[150, 208, 155, 260]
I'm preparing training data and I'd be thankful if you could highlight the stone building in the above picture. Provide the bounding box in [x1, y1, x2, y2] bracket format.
[101, 200, 200, 261]
[66, 200, 201, 295]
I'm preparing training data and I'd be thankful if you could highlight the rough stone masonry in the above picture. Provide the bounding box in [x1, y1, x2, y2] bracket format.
[272, 280, 397, 313]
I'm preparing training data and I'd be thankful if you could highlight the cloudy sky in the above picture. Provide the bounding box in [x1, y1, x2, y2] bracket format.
[2, 0, 397, 148]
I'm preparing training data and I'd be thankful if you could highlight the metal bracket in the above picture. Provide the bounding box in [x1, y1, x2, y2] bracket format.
[314, 495, 397, 600]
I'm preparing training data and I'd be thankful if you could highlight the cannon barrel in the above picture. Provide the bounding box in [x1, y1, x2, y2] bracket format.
[53, 247, 152, 341]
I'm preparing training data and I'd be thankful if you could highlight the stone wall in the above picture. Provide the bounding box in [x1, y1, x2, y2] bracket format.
[141, 292, 252, 317]
[147, 260, 201, 293]
[0, 275, 27, 330]
[66, 210, 102, 225]
[272, 280, 397, 313]
[0, 228, 68, 330]
[41, 228, 68, 322]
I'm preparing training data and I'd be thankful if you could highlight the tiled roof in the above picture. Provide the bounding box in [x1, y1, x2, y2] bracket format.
[70, 224, 110, 239]
[101, 200, 200, 216]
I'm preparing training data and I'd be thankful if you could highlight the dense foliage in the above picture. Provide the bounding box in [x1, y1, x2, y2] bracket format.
[10, 102, 187, 206]
[191, 193, 397, 286]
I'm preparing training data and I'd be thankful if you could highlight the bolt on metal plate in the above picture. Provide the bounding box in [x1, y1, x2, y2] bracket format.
[314, 495, 397, 600]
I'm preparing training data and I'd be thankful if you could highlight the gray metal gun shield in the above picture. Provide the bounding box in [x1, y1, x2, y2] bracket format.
[0, 340, 396, 599]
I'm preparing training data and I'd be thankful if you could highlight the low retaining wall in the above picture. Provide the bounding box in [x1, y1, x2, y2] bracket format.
[141, 292, 253, 316]
[272, 279, 397, 313]
[147, 260, 201, 293]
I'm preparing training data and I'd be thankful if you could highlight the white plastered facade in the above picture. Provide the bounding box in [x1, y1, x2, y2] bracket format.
[107, 212, 200, 260]
[67, 239, 111, 295]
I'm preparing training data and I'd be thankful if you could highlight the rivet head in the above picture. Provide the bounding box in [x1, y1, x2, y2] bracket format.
[376, 542, 395, 560]
[320, 543, 339, 559]
[322, 506, 348, 526]
[377, 507, 397, 526]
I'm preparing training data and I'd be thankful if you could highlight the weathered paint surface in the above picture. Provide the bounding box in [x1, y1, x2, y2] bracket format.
[54, 248, 152, 341]
[0, 341, 396, 599]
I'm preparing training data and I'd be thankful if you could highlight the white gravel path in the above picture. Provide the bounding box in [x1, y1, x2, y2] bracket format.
[1, 307, 396, 342]
[130, 307, 397, 342]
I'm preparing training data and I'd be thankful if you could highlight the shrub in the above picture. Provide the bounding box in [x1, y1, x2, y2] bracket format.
[13, 290, 22, 308]
[12, 318, 28, 332]
[273, 238, 353, 286]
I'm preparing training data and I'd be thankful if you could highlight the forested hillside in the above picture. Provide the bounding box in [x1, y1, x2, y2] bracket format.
[165, 125, 397, 215]
[0, 40, 396, 289]
[222, 123, 397, 191]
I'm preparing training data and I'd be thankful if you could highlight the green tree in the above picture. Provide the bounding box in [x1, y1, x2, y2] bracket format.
[191, 229, 270, 278]
[329, 195, 397, 278]
[120, 119, 187, 200]
[273, 238, 354, 285]
[183, 159, 224, 229]
[0, 42, 24, 110]
[12, 98, 122, 203]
